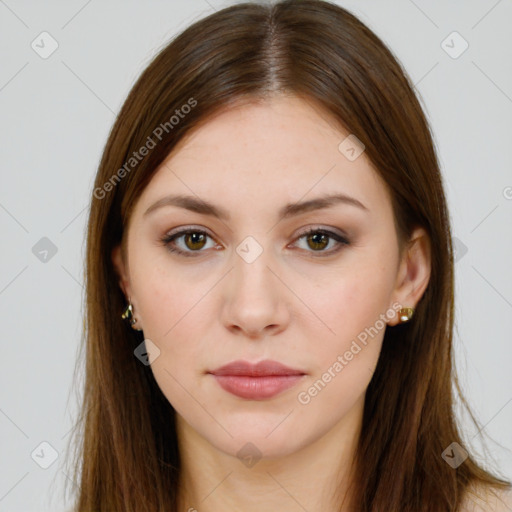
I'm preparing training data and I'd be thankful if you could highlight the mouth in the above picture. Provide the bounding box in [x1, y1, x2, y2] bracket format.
[208, 359, 307, 400]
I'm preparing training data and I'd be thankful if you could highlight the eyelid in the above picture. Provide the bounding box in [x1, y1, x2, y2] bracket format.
[164, 224, 215, 238]
[293, 225, 348, 240]
[163, 224, 348, 241]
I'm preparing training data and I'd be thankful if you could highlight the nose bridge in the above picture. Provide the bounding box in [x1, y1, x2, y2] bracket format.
[232, 234, 276, 296]
[220, 232, 289, 336]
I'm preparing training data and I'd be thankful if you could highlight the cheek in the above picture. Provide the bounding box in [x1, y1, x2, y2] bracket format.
[294, 275, 392, 414]
[301, 264, 394, 347]
[129, 252, 193, 348]
[295, 265, 396, 409]
[132, 263, 208, 413]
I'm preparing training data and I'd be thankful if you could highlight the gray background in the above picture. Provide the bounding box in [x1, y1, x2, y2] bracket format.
[0, 1, 511, 510]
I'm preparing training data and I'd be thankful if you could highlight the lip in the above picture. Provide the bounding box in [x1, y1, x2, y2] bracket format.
[210, 359, 305, 377]
[208, 360, 306, 400]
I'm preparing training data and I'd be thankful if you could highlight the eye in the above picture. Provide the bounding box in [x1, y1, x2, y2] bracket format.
[160, 227, 218, 257]
[291, 227, 350, 257]
[159, 226, 350, 258]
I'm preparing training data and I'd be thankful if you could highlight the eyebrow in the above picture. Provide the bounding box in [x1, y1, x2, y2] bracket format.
[143, 192, 369, 221]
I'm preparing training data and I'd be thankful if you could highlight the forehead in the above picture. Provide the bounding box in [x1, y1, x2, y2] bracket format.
[167, 95, 353, 167]
[134, 95, 392, 221]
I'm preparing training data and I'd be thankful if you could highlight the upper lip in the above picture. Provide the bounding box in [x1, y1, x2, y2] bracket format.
[209, 359, 306, 377]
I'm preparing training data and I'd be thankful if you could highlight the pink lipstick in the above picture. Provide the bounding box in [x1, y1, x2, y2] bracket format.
[208, 360, 306, 400]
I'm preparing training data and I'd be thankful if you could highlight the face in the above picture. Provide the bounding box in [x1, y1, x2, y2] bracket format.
[112, 95, 424, 460]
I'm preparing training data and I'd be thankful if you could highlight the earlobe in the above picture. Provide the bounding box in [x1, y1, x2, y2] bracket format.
[112, 244, 143, 331]
[388, 227, 432, 326]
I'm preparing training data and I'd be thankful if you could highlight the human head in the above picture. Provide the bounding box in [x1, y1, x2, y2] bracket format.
[111, 91, 430, 459]
[71, 2, 509, 510]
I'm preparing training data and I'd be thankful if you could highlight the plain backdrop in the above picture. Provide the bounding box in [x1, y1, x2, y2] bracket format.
[0, 1, 511, 510]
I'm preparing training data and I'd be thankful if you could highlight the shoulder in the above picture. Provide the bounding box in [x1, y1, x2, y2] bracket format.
[460, 485, 512, 512]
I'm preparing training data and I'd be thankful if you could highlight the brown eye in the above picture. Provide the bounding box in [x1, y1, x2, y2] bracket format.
[306, 232, 329, 251]
[183, 232, 207, 250]
[293, 228, 350, 257]
[160, 228, 216, 257]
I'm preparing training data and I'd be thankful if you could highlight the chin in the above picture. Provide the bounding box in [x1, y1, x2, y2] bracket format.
[218, 433, 304, 463]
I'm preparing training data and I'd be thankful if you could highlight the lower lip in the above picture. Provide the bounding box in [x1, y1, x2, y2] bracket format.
[211, 374, 305, 400]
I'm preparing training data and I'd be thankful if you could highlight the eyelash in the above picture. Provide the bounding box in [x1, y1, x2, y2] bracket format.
[159, 226, 350, 258]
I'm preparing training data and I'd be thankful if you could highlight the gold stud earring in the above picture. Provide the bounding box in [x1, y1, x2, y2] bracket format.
[121, 299, 143, 331]
[398, 307, 415, 323]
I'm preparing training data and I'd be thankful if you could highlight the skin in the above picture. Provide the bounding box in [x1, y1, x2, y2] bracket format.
[112, 94, 431, 511]
[462, 485, 512, 512]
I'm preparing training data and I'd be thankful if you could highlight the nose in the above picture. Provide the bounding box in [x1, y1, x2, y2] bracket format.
[220, 247, 291, 339]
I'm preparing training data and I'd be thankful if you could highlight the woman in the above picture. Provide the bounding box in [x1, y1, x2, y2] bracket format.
[66, 1, 512, 510]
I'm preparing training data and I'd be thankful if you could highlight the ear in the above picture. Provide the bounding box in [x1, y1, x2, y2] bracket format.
[111, 244, 132, 300]
[387, 226, 431, 326]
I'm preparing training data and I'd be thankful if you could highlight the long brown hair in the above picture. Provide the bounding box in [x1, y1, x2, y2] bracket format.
[65, 1, 511, 510]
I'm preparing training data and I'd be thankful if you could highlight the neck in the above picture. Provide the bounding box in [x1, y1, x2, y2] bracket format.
[175, 394, 364, 512]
